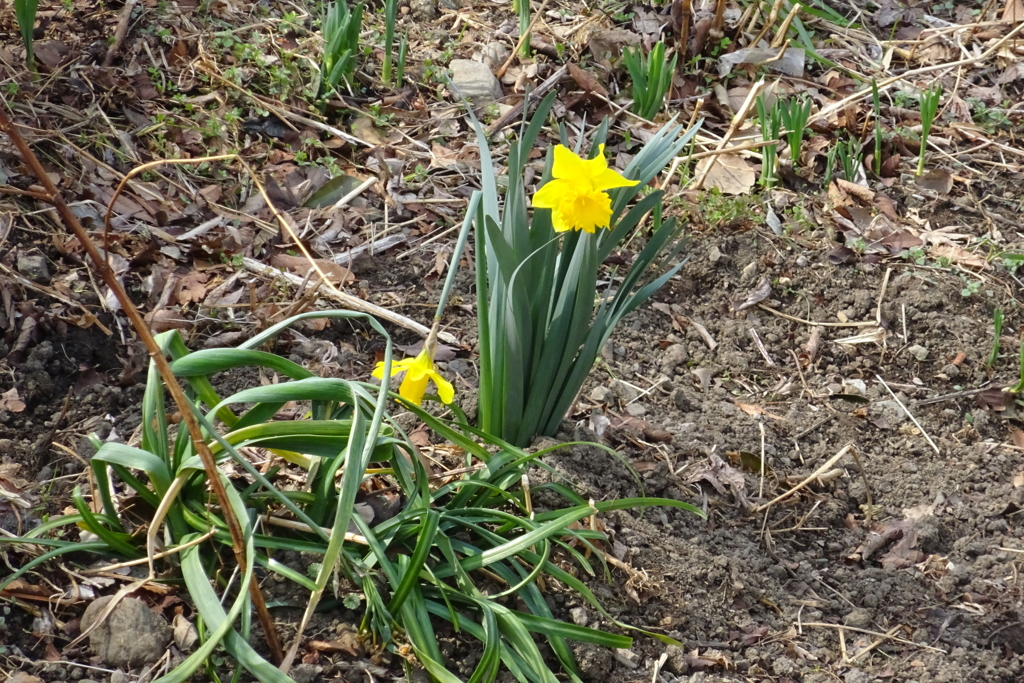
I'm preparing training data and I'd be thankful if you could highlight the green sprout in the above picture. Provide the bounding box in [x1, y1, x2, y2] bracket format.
[622, 42, 677, 121]
[988, 308, 1003, 369]
[381, 0, 398, 85]
[756, 94, 782, 187]
[1010, 333, 1024, 394]
[778, 96, 812, 165]
[14, 0, 39, 68]
[321, 0, 364, 95]
[917, 83, 942, 176]
[837, 135, 861, 182]
[513, 0, 530, 55]
[871, 79, 883, 176]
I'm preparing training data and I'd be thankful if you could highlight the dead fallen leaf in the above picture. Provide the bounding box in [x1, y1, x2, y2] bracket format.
[698, 154, 755, 195]
[734, 277, 771, 312]
[270, 254, 355, 285]
[567, 62, 609, 98]
[177, 270, 208, 305]
[915, 168, 953, 194]
[0, 387, 26, 413]
[928, 244, 989, 269]
[685, 454, 748, 507]
[1003, 0, 1024, 23]
[1010, 427, 1024, 449]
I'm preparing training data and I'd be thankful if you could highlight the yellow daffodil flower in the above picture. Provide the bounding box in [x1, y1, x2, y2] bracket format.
[532, 144, 639, 233]
[373, 349, 455, 406]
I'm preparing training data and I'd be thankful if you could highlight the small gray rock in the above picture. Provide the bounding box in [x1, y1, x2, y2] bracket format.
[588, 386, 610, 403]
[625, 402, 646, 417]
[291, 664, 323, 683]
[81, 596, 172, 668]
[708, 245, 723, 263]
[482, 41, 510, 70]
[664, 644, 689, 675]
[672, 389, 693, 412]
[907, 344, 929, 361]
[450, 59, 503, 104]
[660, 343, 688, 372]
[569, 606, 589, 626]
[408, 0, 438, 21]
[610, 379, 639, 403]
[17, 252, 51, 285]
[110, 672, 129, 683]
[844, 607, 873, 629]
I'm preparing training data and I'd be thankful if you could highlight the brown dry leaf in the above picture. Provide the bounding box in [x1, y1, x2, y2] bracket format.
[1003, 0, 1024, 22]
[734, 277, 771, 312]
[309, 631, 364, 656]
[177, 271, 209, 305]
[929, 244, 989, 269]
[915, 168, 953, 194]
[0, 387, 26, 413]
[352, 117, 386, 146]
[685, 454, 748, 507]
[734, 401, 785, 420]
[270, 254, 354, 285]
[1011, 427, 1024, 449]
[567, 62, 608, 97]
[698, 154, 755, 195]
[430, 143, 461, 169]
[835, 178, 874, 203]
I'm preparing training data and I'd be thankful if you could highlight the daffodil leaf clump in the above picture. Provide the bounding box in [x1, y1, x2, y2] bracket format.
[472, 92, 702, 446]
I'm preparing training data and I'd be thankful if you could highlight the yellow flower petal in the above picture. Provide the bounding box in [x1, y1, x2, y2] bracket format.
[590, 167, 640, 192]
[373, 357, 414, 380]
[552, 144, 590, 182]
[399, 372, 429, 405]
[431, 372, 455, 404]
[532, 178, 572, 209]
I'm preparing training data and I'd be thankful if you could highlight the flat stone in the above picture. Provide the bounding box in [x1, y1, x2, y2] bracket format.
[625, 403, 647, 417]
[588, 386, 610, 402]
[449, 59, 503, 104]
[610, 379, 639, 402]
[81, 596, 171, 668]
[569, 606, 589, 626]
[17, 252, 51, 284]
[908, 344, 929, 361]
[408, 0, 438, 21]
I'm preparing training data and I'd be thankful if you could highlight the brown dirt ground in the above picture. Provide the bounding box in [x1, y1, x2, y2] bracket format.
[3, 0, 1024, 681]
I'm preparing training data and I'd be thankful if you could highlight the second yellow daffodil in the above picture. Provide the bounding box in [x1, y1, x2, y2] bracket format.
[532, 144, 639, 233]
[373, 349, 455, 406]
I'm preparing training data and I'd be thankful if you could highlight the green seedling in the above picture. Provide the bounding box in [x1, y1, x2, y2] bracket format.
[988, 308, 1003, 369]
[381, 0, 398, 85]
[824, 139, 839, 186]
[513, 0, 530, 55]
[756, 94, 783, 187]
[871, 78, 883, 176]
[396, 32, 407, 87]
[837, 135, 861, 182]
[623, 42, 678, 121]
[778, 96, 812, 164]
[917, 83, 942, 176]
[14, 0, 38, 68]
[322, 0, 364, 94]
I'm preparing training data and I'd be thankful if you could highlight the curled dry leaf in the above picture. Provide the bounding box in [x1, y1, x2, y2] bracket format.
[734, 277, 771, 312]
[0, 387, 26, 413]
[698, 154, 756, 195]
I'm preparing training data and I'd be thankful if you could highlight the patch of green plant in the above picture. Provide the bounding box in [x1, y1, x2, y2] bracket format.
[322, 0, 364, 95]
[15, 0, 39, 68]
[836, 135, 861, 182]
[0, 309, 702, 682]
[467, 91, 701, 446]
[622, 42, 677, 121]
[917, 83, 942, 176]
[778, 96, 812, 165]
[871, 79, 883, 175]
[756, 94, 782, 187]
[381, 0, 398, 85]
[960, 277, 980, 298]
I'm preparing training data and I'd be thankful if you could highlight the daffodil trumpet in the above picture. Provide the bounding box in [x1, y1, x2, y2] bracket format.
[373, 320, 455, 406]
